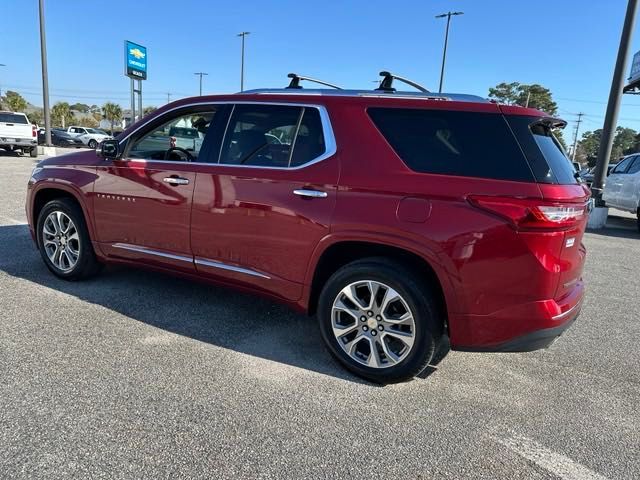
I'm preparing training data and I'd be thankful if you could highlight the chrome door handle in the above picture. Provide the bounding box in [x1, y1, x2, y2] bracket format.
[163, 176, 190, 186]
[293, 189, 328, 199]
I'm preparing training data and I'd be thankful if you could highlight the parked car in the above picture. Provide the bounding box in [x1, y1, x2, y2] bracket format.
[602, 153, 640, 230]
[37, 128, 85, 148]
[67, 126, 112, 149]
[0, 111, 38, 157]
[25, 74, 589, 383]
[581, 163, 618, 187]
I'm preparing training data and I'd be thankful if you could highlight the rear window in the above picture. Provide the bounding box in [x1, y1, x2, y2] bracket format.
[506, 116, 578, 184]
[367, 108, 534, 182]
[0, 113, 29, 124]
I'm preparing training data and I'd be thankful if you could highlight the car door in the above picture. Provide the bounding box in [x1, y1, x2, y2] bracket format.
[190, 103, 339, 301]
[93, 105, 219, 273]
[619, 156, 640, 211]
[603, 155, 635, 208]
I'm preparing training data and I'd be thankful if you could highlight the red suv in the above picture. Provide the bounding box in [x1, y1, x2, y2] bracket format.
[26, 74, 589, 383]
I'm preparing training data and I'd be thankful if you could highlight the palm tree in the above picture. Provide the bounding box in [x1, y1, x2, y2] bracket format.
[102, 102, 123, 135]
[51, 102, 73, 128]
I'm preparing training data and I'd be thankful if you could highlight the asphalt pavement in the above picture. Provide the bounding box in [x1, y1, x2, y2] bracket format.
[1, 150, 638, 479]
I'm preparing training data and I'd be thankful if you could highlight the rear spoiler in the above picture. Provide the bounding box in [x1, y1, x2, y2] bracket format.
[530, 116, 567, 129]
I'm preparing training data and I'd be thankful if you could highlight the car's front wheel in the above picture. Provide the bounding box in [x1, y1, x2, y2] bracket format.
[37, 198, 101, 280]
[317, 258, 443, 383]
[88, 139, 98, 149]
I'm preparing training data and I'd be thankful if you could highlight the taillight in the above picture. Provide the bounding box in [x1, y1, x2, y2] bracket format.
[32, 125, 37, 137]
[468, 196, 587, 230]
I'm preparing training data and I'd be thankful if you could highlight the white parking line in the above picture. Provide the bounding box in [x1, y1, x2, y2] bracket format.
[497, 433, 608, 480]
[0, 215, 26, 226]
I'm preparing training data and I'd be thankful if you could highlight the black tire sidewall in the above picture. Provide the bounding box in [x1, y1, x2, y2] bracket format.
[36, 199, 95, 280]
[317, 259, 440, 383]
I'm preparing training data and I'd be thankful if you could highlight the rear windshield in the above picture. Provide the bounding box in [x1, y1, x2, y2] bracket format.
[367, 108, 534, 182]
[0, 113, 29, 124]
[505, 116, 578, 184]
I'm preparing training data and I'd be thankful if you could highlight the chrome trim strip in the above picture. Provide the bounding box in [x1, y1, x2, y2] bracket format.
[293, 189, 328, 198]
[112, 243, 194, 263]
[552, 298, 583, 321]
[117, 101, 337, 171]
[194, 257, 270, 279]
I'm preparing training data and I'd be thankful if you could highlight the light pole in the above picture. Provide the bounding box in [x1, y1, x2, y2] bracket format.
[237, 31, 250, 92]
[0, 64, 5, 99]
[435, 11, 463, 94]
[38, 0, 52, 146]
[194, 72, 208, 96]
[591, 0, 639, 210]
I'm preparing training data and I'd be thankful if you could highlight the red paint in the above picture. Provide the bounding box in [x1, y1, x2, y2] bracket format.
[26, 92, 588, 351]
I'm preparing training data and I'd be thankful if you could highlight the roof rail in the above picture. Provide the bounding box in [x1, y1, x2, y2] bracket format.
[286, 73, 343, 90]
[375, 71, 429, 93]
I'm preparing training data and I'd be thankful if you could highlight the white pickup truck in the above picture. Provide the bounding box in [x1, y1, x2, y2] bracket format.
[0, 111, 38, 157]
[66, 126, 112, 149]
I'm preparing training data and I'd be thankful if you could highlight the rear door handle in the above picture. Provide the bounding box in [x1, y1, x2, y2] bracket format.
[163, 176, 190, 186]
[293, 189, 328, 199]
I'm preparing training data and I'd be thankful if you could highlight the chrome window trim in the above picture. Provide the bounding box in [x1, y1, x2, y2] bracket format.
[112, 243, 193, 263]
[195, 257, 270, 279]
[117, 101, 337, 171]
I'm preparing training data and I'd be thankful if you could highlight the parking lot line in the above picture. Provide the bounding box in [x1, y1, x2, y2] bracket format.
[496, 433, 608, 480]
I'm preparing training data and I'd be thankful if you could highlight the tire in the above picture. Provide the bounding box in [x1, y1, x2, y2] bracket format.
[88, 139, 98, 149]
[29, 147, 38, 158]
[317, 257, 443, 384]
[637, 208, 640, 233]
[36, 198, 102, 280]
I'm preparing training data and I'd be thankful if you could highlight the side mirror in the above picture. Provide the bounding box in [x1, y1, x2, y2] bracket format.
[98, 139, 120, 159]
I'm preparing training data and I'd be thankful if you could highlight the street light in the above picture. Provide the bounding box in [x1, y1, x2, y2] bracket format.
[194, 72, 208, 96]
[435, 11, 464, 94]
[237, 32, 250, 92]
[0, 64, 5, 98]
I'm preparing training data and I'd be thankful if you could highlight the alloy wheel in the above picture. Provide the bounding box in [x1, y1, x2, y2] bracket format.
[331, 280, 416, 369]
[42, 211, 80, 272]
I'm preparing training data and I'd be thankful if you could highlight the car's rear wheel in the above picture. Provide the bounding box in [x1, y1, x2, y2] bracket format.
[88, 139, 98, 149]
[37, 199, 101, 280]
[317, 258, 442, 383]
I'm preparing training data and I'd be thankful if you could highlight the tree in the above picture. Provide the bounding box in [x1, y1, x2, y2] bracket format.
[143, 106, 157, 116]
[77, 116, 98, 128]
[28, 109, 44, 126]
[70, 103, 90, 113]
[5, 90, 28, 112]
[51, 102, 74, 128]
[102, 102, 122, 134]
[553, 128, 568, 151]
[488, 82, 558, 115]
[576, 127, 637, 167]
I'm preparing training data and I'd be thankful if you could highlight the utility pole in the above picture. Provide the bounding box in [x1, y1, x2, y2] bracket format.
[166, 92, 171, 104]
[0, 64, 5, 99]
[435, 11, 463, 94]
[194, 72, 208, 96]
[38, 0, 52, 146]
[525, 88, 531, 108]
[592, 0, 638, 207]
[237, 31, 250, 92]
[571, 112, 584, 161]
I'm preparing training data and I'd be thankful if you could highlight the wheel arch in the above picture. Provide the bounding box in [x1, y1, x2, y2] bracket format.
[32, 185, 95, 247]
[305, 239, 452, 326]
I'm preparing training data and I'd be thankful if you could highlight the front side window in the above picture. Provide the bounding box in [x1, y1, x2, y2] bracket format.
[612, 155, 635, 174]
[128, 110, 216, 161]
[218, 104, 326, 168]
[626, 157, 640, 175]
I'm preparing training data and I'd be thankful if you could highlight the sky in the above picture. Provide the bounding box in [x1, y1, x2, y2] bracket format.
[2, 0, 640, 144]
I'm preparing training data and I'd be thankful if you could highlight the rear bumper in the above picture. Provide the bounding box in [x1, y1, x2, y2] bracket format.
[1, 138, 37, 147]
[450, 281, 584, 352]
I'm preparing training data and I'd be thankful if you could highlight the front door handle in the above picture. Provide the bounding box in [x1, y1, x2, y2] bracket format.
[293, 189, 328, 199]
[163, 176, 190, 186]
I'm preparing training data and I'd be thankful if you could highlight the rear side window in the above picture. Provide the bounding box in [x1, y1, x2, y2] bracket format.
[0, 113, 28, 124]
[367, 108, 533, 182]
[506, 116, 578, 184]
[218, 104, 327, 168]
